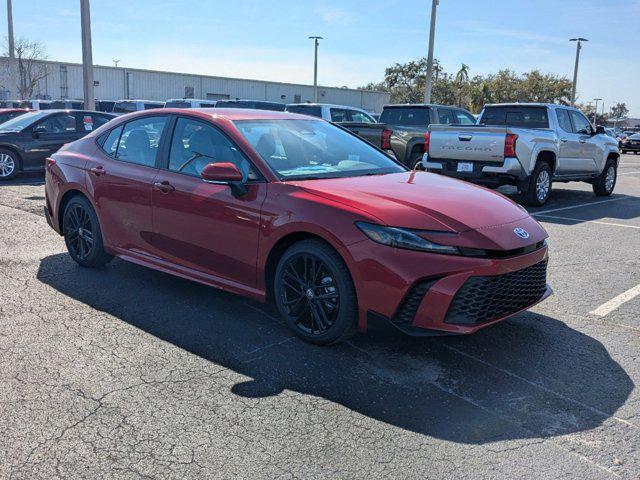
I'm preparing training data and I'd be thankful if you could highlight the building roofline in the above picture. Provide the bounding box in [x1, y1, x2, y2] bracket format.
[0, 56, 390, 96]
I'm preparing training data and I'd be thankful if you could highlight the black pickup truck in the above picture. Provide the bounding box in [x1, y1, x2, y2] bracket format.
[379, 104, 476, 167]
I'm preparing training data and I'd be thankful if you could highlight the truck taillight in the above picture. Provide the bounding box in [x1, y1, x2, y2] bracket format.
[381, 128, 392, 150]
[504, 133, 518, 157]
[424, 131, 431, 155]
[45, 158, 56, 170]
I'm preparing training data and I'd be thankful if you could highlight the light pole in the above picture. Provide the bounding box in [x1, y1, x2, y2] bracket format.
[6, 0, 17, 99]
[424, 0, 439, 104]
[569, 37, 587, 105]
[80, 0, 95, 111]
[113, 59, 120, 68]
[593, 98, 602, 125]
[309, 36, 323, 103]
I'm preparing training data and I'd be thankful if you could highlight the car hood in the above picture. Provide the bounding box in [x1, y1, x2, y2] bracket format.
[293, 171, 531, 233]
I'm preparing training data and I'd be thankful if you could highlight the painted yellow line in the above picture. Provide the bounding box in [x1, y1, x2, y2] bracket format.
[590, 284, 640, 317]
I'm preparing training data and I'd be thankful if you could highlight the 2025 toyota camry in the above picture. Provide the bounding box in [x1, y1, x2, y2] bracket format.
[44, 108, 552, 345]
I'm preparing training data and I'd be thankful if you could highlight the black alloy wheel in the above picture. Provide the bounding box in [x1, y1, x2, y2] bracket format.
[274, 240, 357, 344]
[63, 196, 113, 268]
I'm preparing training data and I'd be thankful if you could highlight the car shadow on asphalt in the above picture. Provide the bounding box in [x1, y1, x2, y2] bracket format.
[37, 253, 634, 444]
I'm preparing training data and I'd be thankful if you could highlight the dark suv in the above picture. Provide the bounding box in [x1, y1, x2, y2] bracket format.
[380, 104, 476, 167]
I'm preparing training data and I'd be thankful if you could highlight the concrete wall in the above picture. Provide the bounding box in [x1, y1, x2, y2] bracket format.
[0, 57, 390, 113]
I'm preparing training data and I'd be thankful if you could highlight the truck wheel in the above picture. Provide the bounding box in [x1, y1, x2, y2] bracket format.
[593, 159, 617, 196]
[0, 148, 20, 180]
[407, 151, 424, 169]
[522, 162, 552, 206]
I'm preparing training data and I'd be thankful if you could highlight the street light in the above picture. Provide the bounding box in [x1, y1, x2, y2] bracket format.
[309, 36, 323, 103]
[113, 59, 120, 68]
[424, 0, 439, 104]
[569, 37, 588, 105]
[593, 98, 602, 125]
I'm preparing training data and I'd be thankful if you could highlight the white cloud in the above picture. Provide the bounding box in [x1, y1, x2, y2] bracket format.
[316, 7, 352, 26]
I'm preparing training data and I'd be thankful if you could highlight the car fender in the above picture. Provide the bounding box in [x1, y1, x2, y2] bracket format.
[529, 141, 559, 174]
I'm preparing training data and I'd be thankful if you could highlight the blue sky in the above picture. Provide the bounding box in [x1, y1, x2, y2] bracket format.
[2, 0, 639, 115]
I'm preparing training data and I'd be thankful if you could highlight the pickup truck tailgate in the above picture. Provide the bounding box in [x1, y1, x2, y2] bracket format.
[428, 125, 506, 162]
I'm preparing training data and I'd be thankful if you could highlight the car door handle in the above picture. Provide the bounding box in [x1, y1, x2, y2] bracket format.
[90, 166, 106, 176]
[153, 181, 175, 193]
[560, 138, 568, 143]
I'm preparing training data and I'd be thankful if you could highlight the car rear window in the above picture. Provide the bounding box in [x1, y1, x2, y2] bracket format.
[480, 106, 549, 128]
[379, 107, 430, 126]
[113, 101, 137, 113]
[285, 105, 323, 118]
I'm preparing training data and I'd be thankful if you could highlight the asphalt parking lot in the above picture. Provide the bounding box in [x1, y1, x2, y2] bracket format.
[1, 154, 639, 479]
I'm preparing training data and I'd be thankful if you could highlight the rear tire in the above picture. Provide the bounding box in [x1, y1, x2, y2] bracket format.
[522, 162, 553, 206]
[63, 196, 113, 268]
[593, 158, 617, 196]
[0, 148, 20, 181]
[274, 239, 357, 345]
[407, 151, 424, 169]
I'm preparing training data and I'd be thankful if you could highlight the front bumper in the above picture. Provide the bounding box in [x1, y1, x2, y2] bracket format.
[349, 238, 551, 336]
[621, 143, 640, 151]
[423, 156, 526, 187]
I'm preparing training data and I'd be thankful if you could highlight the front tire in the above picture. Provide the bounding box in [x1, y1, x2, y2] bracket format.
[522, 162, 553, 206]
[63, 196, 113, 268]
[0, 148, 20, 180]
[593, 158, 617, 196]
[274, 239, 357, 345]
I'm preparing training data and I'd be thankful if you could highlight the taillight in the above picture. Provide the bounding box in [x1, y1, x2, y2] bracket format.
[504, 133, 518, 157]
[45, 157, 56, 170]
[381, 129, 392, 150]
[424, 131, 431, 155]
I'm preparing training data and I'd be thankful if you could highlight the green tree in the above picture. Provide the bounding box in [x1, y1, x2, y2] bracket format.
[609, 102, 629, 121]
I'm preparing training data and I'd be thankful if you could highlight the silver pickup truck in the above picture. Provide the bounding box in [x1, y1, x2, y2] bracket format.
[423, 103, 620, 205]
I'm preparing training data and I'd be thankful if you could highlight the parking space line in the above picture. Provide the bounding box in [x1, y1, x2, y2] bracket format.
[590, 284, 640, 317]
[532, 196, 630, 216]
[536, 214, 640, 230]
[618, 171, 640, 175]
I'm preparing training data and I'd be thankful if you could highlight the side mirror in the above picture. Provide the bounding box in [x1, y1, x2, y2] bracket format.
[201, 162, 247, 196]
[595, 125, 606, 135]
[32, 125, 47, 137]
[201, 162, 243, 183]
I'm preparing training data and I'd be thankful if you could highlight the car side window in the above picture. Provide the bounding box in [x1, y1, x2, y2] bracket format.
[569, 110, 592, 135]
[455, 111, 476, 125]
[116, 116, 168, 167]
[330, 108, 349, 123]
[556, 109, 573, 133]
[36, 113, 78, 133]
[348, 110, 374, 123]
[168, 117, 258, 180]
[100, 125, 124, 157]
[437, 108, 456, 124]
[144, 103, 161, 110]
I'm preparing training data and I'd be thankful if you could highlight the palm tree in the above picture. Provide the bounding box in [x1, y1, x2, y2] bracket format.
[455, 64, 470, 108]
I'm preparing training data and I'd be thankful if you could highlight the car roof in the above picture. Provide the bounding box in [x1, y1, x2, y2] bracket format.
[161, 107, 315, 121]
[286, 103, 369, 111]
[482, 102, 573, 109]
[382, 103, 467, 110]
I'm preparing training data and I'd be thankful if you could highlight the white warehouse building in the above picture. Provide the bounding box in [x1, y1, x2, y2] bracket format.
[0, 57, 390, 113]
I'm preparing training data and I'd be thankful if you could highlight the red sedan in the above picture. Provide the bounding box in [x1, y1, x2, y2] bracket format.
[44, 108, 551, 344]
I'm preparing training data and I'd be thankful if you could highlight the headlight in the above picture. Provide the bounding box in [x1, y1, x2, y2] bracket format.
[355, 222, 460, 255]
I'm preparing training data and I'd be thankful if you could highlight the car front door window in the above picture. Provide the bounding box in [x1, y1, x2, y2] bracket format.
[116, 116, 168, 167]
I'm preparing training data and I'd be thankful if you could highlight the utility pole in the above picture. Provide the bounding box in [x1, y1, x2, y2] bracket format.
[80, 0, 95, 110]
[593, 98, 601, 125]
[424, 0, 439, 104]
[309, 36, 322, 103]
[569, 38, 587, 106]
[113, 59, 120, 68]
[6, 0, 17, 99]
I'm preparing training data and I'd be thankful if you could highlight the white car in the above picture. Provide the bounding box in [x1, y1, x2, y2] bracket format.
[164, 99, 217, 108]
[285, 103, 377, 124]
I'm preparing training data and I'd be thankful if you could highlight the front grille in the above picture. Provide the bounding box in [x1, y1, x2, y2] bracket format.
[392, 278, 440, 328]
[445, 260, 548, 325]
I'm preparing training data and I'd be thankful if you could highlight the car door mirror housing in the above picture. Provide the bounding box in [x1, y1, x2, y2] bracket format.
[595, 125, 606, 135]
[201, 162, 247, 196]
[32, 125, 47, 137]
[201, 162, 243, 183]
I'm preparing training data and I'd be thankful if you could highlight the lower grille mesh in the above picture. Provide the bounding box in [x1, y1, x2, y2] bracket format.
[445, 260, 548, 325]
[392, 278, 439, 328]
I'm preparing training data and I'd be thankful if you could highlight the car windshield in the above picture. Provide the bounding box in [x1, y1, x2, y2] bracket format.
[165, 101, 191, 108]
[234, 119, 405, 180]
[0, 111, 49, 131]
